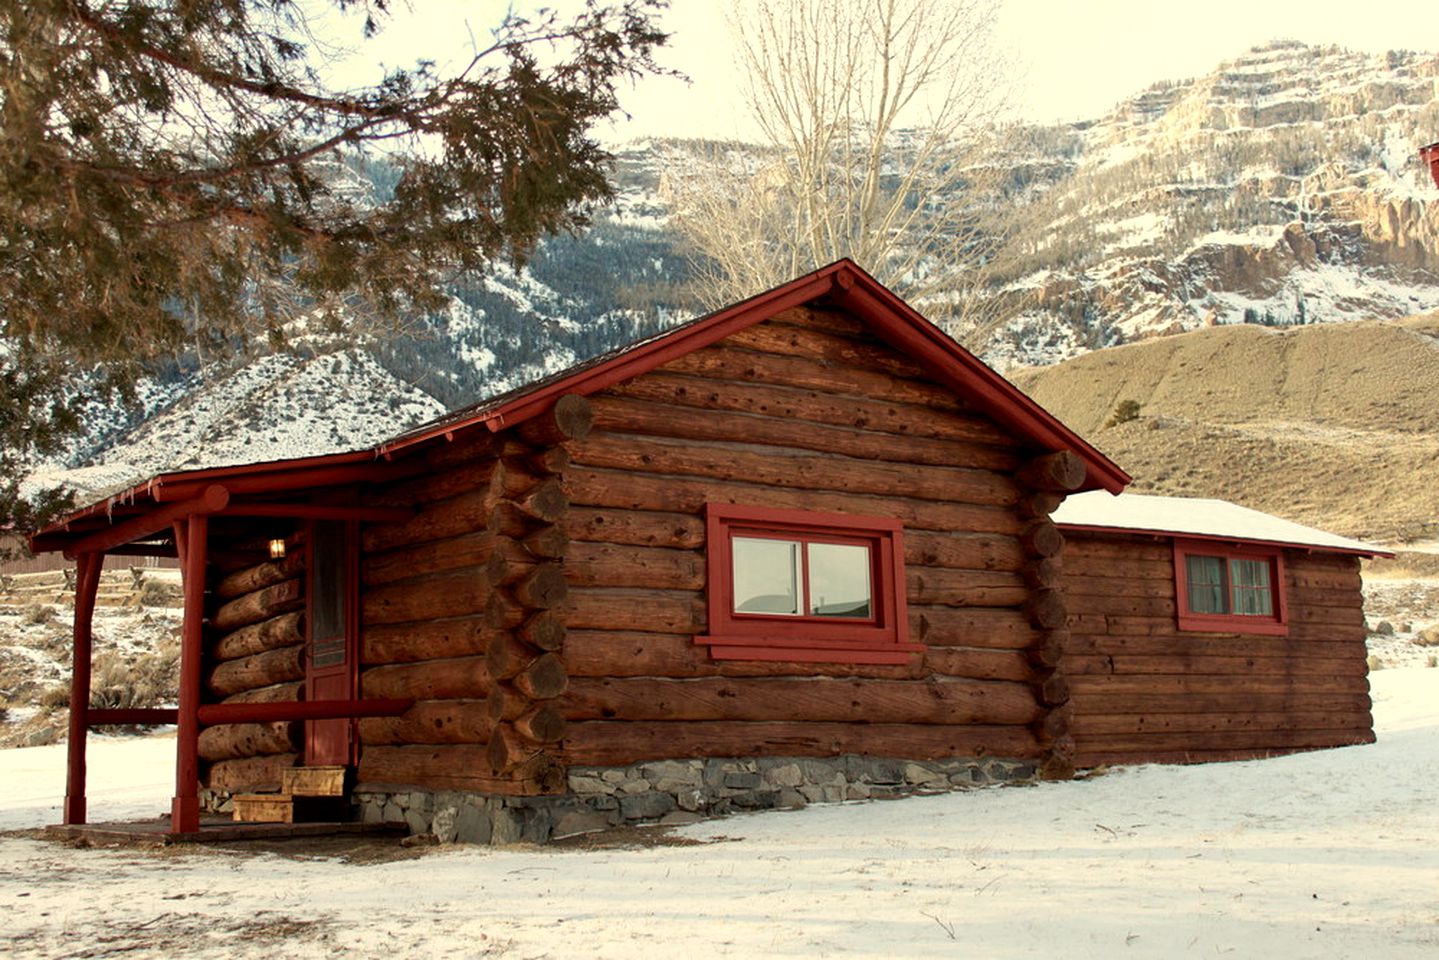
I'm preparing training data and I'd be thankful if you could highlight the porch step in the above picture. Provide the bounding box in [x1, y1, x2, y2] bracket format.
[282, 766, 347, 797]
[231, 766, 350, 823]
[232, 793, 294, 824]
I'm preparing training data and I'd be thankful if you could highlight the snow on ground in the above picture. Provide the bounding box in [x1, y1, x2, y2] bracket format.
[1, 670, 1437, 958]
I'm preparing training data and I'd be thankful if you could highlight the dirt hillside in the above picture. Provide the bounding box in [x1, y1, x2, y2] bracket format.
[1011, 313, 1439, 540]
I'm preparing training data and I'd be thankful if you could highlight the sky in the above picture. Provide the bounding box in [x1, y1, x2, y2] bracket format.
[337, 0, 1438, 141]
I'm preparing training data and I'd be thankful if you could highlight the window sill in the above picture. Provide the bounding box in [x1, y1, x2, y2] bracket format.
[696, 634, 924, 665]
[1176, 614, 1289, 637]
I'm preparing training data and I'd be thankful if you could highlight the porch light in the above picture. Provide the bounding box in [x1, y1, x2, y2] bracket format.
[268, 539, 287, 560]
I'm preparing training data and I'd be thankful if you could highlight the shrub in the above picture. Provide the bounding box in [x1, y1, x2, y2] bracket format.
[1103, 399, 1142, 428]
[21, 604, 57, 626]
[137, 578, 181, 608]
[39, 683, 71, 710]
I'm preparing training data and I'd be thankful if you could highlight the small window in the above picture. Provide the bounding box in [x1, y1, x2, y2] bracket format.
[1174, 539, 1287, 635]
[697, 504, 920, 664]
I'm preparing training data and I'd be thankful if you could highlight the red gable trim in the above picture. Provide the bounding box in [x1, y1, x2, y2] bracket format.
[377, 260, 1129, 493]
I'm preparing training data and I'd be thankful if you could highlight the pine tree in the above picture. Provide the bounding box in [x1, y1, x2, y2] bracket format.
[0, 0, 670, 538]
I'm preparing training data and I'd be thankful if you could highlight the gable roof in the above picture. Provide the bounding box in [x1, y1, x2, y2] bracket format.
[1054, 491, 1393, 557]
[33, 260, 1128, 550]
[376, 259, 1130, 492]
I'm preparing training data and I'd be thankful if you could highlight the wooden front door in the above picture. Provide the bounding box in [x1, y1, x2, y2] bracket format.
[305, 519, 357, 766]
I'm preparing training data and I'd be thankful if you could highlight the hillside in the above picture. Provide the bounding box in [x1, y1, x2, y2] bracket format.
[1012, 310, 1439, 540]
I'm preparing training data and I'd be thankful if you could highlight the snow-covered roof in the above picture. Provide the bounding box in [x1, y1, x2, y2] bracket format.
[1053, 491, 1392, 557]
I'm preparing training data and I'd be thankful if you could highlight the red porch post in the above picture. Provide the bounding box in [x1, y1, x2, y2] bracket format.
[171, 514, 207, 833]
[63, 551, 104, 825]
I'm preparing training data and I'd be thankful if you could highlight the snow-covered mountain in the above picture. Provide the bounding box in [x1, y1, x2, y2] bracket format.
[34, 41, 1439, 500]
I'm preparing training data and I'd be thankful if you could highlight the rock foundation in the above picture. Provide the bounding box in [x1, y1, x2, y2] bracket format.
[351, 755, 1036, 845]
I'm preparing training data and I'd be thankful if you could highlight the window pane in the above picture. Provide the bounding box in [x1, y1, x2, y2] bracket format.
[1229, 558, 1274, 616]
[1185, 555, 1227, 614]
[311, 520, 347, 646]
[807, 542, 872, 618]
[732, 537, 799, 615]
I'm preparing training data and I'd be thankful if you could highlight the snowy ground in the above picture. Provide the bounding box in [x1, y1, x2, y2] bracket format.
[1, 671, 1436, 959]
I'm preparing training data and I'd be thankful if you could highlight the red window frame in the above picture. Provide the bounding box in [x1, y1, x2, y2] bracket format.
[696, 503, 921, 664]
[1173, 538, 1288, 636]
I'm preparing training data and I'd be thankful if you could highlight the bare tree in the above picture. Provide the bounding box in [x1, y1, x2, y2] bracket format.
[665, 0, 1018, 334]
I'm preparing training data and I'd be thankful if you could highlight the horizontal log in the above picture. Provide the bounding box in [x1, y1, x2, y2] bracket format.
[1071, 709, 1376, 737]
[1064, 653, 1370, 678]
[1067, 673, 1369, 696]
[922, 647, 1034, 682]
[906, 568, 1029, 607]
[1035, 670, 1070, 706]
[362, 569, 496, 626]
[590, 395, 1022, 472]
[1016, 451, 1087, 493]
[198, 699, 410, 725]
[1066, 594, 1174, 618]
[1016, 492, 1065, 521]
[518, 611, 566, 652]
[904, 530, 1026, 572]
[1065, 633, 1366, 661]
[723, 317, 942, 387]
[214, 552, 306, 601]
[515, 704, 567, 743]
[516, 393, 593, 446]
[609, 371, 1015, 447]
[1062, 575, 1175, 599]
[356, 745, 565, 795]
[569, 432, 1019, 507]
[1019, 521, 1063, 559]
[221, 681, 304, 705]
[205, 752, 297, 793]
[1076, 735, 1375, 768]
[486, 632, 542, 681]
[488, 722, 541, 772]
[561, 720, 1043, 767]
[1061, 535, 1171, 559]
[1027, 629, 1069, 669]
[512, 563, 568, 610]
[1035, 703, 1073, 743]
[566, 540, 706, 591]
[1067, 690, 1372, 716]
[561, 676, 1042, 725]
[361, 486, 499, 554]
[210, 578, 303, 633]
[563, 630, 923, 681]
[513, 653, 569, 700]
[206, 646, 304, 699]
[1060, 557, 1174, 582]
[362, 616, 500, 665]
[1073, 726, 1376, 755]
[361, 656, 491, 700]
[1023, 589, 1067, 630]
[912, 606, 1040, 650]
[366, 460, 500, 509]
[362, 532, 512, 588]
[212, 611, 304, 662]
[564, 467, 1021, 536]
[197, 721, 300, 762]
[564, 587, 706, 634]
[1065, 615, 1368, 642]
[1022, 558, 1061, 590]
[564, 505, 706, 550]
[359, 699, 493, 745]
[422, 429, 502, 470]
[660, 338, 966, 412]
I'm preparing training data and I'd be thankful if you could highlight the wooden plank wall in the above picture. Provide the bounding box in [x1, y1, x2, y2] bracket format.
[556, 305, 1058, 769]
[1061, 532, 1375, 766]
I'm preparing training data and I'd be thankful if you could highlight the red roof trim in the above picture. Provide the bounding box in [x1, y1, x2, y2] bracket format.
[1056, 522, 1395, 559]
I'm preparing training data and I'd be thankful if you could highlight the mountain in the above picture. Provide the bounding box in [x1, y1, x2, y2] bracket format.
[984, 40, 1439, 368]
[1010, 310, 1439, 541]
[27, 41, 1439, 507]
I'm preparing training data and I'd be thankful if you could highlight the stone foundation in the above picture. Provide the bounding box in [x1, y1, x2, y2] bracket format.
[353, 755, 1036, 845]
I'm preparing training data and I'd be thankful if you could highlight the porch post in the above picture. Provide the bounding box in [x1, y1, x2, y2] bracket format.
[63, 551, 104, 825]
[171, 514, 207, 833]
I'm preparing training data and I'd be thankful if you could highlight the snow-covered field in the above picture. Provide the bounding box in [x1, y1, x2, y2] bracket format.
[2, 670, 1436, 958]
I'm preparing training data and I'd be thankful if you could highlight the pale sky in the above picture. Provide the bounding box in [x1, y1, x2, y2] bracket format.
[344, 1, 1439, 140]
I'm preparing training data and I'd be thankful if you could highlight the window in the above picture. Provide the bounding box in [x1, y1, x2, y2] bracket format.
[1173, 539, 1288, 635]
[697, 504, 921, 664]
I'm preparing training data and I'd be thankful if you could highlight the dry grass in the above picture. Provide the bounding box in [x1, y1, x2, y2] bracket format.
[1013, 312, 1439, 540]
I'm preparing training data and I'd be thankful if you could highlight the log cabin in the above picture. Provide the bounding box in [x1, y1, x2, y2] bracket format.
[28, 260, 1387, 842]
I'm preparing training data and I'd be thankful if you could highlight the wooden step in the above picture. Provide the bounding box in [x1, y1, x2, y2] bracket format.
[282, 766, 348, 797]
[232, 793, 293, 824]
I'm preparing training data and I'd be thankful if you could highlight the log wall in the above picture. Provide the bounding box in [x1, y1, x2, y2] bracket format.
[199, 538, 307, 792]
[554, 305, 1057, 769]
[1059, 531, 1375, 767]
[356, 419, 578, 797]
